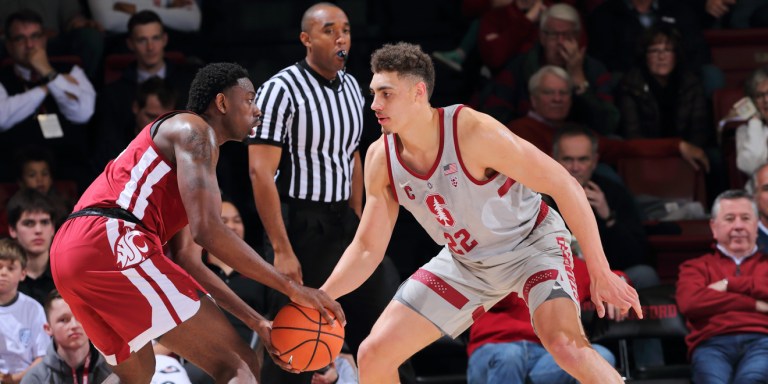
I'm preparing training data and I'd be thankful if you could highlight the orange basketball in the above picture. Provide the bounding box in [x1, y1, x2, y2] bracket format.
[271, 303, 345, 371]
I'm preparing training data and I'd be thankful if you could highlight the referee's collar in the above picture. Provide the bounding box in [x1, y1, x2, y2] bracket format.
[298, 59, 342, 91]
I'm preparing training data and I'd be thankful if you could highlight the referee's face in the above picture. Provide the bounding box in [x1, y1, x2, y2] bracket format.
[302, 5, 350, 80]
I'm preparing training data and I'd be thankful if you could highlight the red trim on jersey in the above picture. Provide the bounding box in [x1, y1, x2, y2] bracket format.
[135, 265, 183, 325]
[533, 201, 549, 229]
[453, 105, 500, 186]
[394, 108, 445, 180]
[496, 177, 516, 197]
[522, 269, 558, 304]
[472, 306, 486, 321]
[383, 136, 399, 204]
[411, 269, 468, 309]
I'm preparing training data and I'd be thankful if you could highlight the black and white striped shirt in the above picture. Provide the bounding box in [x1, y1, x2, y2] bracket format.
[249, 60, 365, 203]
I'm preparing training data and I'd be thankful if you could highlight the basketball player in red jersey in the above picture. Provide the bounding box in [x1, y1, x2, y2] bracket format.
[50, 63, 344, 383]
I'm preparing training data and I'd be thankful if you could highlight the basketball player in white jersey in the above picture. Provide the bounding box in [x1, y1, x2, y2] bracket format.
[319, 43, 641, 383]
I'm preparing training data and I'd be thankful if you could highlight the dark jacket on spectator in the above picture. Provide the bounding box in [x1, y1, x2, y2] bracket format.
[618, 67, 711, 147]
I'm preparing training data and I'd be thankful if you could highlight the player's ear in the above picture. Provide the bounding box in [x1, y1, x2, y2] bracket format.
[414, 81, 427, 99]
[215, 93, 227, 114]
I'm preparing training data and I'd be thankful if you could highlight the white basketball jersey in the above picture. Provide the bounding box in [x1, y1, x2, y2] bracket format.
[384, 105, 545, 262]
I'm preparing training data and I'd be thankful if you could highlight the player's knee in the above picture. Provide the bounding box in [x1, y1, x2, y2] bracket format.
[358, 336, 392, 372]
[540, 332, 590, 368]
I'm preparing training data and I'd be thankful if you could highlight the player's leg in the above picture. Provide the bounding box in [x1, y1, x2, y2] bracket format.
[158, 296, 257, 383]
[108, 344, 157, 384]
[357, 300, 442, 384]
[533, 297, 622, 383]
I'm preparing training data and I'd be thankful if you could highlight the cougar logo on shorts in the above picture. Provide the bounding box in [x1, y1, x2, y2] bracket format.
[114, 229, 150, 268]
[425, 193, 455, 227]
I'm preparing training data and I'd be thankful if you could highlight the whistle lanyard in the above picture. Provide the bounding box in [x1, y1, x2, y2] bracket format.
[71, 352, 90, 384]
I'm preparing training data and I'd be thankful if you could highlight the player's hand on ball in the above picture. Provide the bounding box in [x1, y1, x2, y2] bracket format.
[251, 317, 301, 373]
[289, 284, 346, 327]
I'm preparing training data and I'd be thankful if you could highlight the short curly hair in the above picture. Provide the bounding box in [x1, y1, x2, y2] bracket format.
[371, 42, 435, 99]
[187, 63, 249, 114]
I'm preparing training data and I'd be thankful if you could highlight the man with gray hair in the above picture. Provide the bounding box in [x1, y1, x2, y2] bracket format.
[473, 3, 618, 134]
[676, 189, 768, 384]
[736, 66, 768, 176]
[507, 66, 709, 170]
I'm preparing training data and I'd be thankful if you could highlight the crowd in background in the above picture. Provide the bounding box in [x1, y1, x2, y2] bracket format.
[2, 0, 768, 383]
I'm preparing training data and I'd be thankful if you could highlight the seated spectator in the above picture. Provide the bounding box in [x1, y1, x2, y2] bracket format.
[93, 76, 177, 169]
[675, 189, 768, 384]
[0, 9, 96, 187]
[551, 125, 660, 287]
[508, 66, 710, 171]
[618, 25, 710, 150]
[587, 0, 721, 95]
[467, 256, 616, 383]
[473, 3, 618, 134]
[0, 238, 49, 384]
[749, 163, 768, 253]
[20, 290, 112, 384]
[0, 1, 103, 80]
[735, 66, 768, 176]
[312, 347, 358, 384]
[13, 146, 74, 227]
[7, 189, 57, 305]
[87, 0, 201, 34]
[151, 341, 192, 384]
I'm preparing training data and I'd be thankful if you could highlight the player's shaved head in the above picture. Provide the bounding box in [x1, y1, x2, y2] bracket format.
[301, 2, 341, 32]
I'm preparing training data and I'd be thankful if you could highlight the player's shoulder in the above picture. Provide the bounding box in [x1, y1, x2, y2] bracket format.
[365, 135, 388, 163]
[455, 105, 506, 139]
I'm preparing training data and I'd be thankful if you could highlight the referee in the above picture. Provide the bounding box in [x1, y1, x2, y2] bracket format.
[248, 3, 396, 383]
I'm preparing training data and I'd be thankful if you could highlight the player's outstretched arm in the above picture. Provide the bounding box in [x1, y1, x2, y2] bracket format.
[168, 226, 296, 372]
[170, 115, 345, 326]
[456, 108, 642, 319]
[321, 138, 400, 300]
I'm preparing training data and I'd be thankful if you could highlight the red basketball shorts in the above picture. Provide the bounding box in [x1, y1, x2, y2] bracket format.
[51, 216, 204, 365]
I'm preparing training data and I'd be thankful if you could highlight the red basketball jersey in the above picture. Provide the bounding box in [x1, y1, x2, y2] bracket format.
[76, 114, 188, 243]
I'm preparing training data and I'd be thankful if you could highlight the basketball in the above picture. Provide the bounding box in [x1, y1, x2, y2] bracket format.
[271, 302, 345, 371]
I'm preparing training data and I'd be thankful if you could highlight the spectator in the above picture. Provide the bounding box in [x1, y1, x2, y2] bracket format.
[749, 163, 768, 252]
[508, 66, 710, 171]
[0, 1, 103, 80]
[0, 9, 96, 187]
[20, 290, 112, 384]
[551, 125, 659, 287]
[12, 146, 74, 228]
[88, 0, 201, 34]
[467, 256, 617, 383]
[473, 3, 618, 134]
[0, 238, 49, 384]
[735, 66, 768, 176]
[675, 189, 768, 384]
[248, 4, 394, 383]
[93, 76, 177, 169]
[587, 0, 722, 95]
[618, 25, 710, 150]
[701, 0, 768, 28]
[7, 189, 57, 305]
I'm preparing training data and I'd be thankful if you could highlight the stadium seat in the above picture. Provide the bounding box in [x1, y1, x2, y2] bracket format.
[588, 285, 691, 383]
[704, 28, 768, 88]
[617, 156, 707, 209]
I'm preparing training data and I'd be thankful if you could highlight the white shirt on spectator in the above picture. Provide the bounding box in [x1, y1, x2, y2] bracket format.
[0, 293, 50, 374]
[88, 0, 201, 33]
[0, 64, 96, 131]
[736, 116, 768, 176]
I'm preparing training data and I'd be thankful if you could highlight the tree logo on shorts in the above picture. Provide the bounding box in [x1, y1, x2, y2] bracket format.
[114, 229, 150, 269]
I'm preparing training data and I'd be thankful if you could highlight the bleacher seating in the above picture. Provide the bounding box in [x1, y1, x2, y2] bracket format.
[704, 28, 768, 88]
